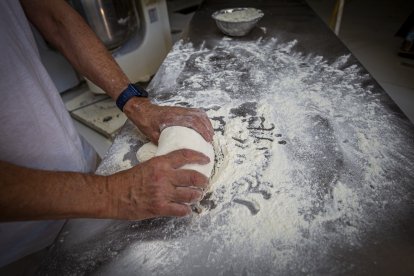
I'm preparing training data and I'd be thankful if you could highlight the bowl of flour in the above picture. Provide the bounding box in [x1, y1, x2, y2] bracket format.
[212, 7, 264, 36]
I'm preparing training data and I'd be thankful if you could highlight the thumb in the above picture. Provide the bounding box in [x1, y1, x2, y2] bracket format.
[150, 131, 160, 145]
[164, 149, 210, 169]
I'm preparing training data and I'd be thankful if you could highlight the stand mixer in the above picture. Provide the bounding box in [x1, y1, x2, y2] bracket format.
[38, 0, 172, 94]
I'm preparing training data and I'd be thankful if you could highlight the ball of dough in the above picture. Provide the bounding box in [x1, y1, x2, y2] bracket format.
[156, 126, 215, 178]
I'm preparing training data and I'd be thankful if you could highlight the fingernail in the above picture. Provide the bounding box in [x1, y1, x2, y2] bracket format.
[196, 191, 204, 201]
[180, 208, 191, 217]
[192, 194, 203, 203]
[190, 188, 203, 200]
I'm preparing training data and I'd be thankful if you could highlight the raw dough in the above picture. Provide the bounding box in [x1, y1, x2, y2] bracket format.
[136, 142, 158, 163]
[136, 126, 215, 178]
[156, 126, 215, 177]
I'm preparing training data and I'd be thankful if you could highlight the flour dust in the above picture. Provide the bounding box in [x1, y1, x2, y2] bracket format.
[97, 37, 414, 275]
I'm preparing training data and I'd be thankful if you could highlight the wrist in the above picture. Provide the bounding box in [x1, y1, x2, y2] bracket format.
[116, 83, 149, 111]
[89, 174, 121, 219]
[82, 174, 113, 219]
[104, 170, 146, 220]
[54, 173, 111, 219]
[123, 96, 152, 116]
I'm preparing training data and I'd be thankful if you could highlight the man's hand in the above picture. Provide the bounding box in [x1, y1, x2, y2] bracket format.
[124, 97, 214, 144]
[21, 0, 213, 144]
[0, 150, 209, 221]
[106, 149, 210, 220]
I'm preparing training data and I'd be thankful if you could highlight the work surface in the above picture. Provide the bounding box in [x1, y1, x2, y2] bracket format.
[39, 0, 414, 275]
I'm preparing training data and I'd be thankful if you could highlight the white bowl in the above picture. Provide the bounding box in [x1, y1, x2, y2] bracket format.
[212, 8, 264, 37]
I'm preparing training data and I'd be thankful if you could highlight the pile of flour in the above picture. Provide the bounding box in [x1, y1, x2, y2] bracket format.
[96, 37, 414, 274]
[214, 8, 263, 22]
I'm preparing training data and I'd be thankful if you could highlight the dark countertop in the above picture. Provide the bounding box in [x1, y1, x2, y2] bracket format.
[39, 1, 414, 275]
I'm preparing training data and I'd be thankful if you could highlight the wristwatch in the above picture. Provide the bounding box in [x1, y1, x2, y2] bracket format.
[116, 83, 149, 111]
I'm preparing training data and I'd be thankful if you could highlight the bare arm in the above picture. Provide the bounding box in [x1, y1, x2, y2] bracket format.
[20, 0, 128, 99]
[20, 0, 214, 143]
[0, 150, 209, 221]
[0, 161, 108, 221]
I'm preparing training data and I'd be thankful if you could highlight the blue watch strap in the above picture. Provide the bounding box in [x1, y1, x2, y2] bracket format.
[116, 84, 149, 111]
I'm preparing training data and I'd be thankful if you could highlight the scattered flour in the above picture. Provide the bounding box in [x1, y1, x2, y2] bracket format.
[90, 37, 414, 275]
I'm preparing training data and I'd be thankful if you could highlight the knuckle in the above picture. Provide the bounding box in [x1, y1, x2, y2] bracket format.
[187, 190, 197, 202]
[192, 172, 208, 187]
[176, 206, 190, 217]
[190, 172, 198, 185]
[191, 189, 202, 201]
[150, 199, 166, 215]
[149, 158, 170, 173]
[179, 149, 193, 159]
[187, 193, 194, 203]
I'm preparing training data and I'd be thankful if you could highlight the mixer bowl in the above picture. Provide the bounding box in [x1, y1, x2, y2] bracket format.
[69, 0, 137, 50]
[212, 8, 264, 37]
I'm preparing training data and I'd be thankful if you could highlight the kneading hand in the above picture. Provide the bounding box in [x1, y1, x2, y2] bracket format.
[123, 97, 214, 144]
[106, 149, 210, 220]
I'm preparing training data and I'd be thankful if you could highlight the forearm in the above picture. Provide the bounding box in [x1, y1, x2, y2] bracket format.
[19, 0, 214, 144]
[20, 0, 129, 99]
[0, 161, 109, 221]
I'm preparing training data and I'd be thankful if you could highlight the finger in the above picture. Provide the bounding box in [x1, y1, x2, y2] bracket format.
[162, 202, 192, 217]
[165, 149, 210, 169]
[195, 109, 214, 136]
[169, 108, 214, 142]
[185, 110, 214, 142]
[171, 169, 209, 188]
[171, 187, 203, 204]
[193, 117, 214, 143]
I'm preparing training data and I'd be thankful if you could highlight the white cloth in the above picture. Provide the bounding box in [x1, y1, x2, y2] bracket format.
[0, 0, 97, 267]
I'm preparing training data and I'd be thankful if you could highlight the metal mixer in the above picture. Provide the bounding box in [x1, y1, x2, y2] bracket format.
[69, 0, 138, 51]
[37, 0, 172, 94]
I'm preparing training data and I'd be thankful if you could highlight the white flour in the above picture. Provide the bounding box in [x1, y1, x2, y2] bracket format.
[96, 37, 414, 274]
[214, 8, 263, 23]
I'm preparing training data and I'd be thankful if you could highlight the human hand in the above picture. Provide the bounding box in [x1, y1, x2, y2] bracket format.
[123, 98, 214, 144]
[106, 149, 210, 220]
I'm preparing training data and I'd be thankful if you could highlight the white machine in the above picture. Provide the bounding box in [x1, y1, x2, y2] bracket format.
[37, 0, 172, 94]
[85, 0, 172, 94]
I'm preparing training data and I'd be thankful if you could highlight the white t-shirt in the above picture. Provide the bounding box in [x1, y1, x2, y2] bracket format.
[0, 0, 97, 266]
